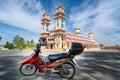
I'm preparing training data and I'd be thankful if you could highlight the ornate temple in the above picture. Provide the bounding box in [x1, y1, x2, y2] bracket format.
[40, 6, 100, 51]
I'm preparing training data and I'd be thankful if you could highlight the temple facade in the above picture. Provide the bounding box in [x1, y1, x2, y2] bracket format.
[40, 6, 100, 51]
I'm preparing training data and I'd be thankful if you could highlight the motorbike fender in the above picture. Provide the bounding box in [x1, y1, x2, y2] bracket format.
[69, 59, 80, 69]
[68, 60, 75, 64]
[20, 57, 32, 64]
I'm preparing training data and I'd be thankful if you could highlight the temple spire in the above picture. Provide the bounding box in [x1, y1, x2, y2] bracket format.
[41, 13, 51, 38]
[74, 26, 81, 36]
[88, 32, 93, 40]
[54, 6, 66, 29]
[41, 13, 50, 32]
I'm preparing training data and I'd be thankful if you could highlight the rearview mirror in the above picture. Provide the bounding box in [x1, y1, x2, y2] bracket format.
[39, 38, 47, 46]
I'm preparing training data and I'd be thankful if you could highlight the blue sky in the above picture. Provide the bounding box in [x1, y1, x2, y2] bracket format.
[0, 0, 120, 46]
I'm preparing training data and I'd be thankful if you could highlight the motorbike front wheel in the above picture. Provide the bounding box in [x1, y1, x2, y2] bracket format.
[19, 63, 37, 76]
[59, 62, 75, 79]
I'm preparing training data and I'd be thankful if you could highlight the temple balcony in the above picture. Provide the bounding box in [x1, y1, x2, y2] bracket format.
[48, 41, 55, 44]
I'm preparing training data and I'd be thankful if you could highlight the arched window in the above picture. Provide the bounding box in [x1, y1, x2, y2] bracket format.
[61, 19, 64, 28]
[46, 24, 49, 31]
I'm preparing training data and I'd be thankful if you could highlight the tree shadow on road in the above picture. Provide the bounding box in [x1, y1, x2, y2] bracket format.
[74, 52, 120, 80]
[0, 52, 120, 80]
[0, 56, 28, 80]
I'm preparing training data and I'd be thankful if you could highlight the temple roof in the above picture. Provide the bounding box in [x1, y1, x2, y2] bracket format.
[56, 5, 64, 9]
[63, 32, 98, 44]
[75, 26, 80, 29]
[43, 13, 49, 16]
[88, 32, 93, 35]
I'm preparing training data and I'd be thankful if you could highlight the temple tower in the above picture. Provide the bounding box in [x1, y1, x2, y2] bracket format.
[74, 26, 81, 36]
[41, 13, 50, 38]
[54, 6, 66, 29]
[88, 32, 93, 40]
[54, 6, 66, 50]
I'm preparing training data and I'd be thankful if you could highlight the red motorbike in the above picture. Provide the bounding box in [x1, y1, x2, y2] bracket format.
[19, 38, 84, 79]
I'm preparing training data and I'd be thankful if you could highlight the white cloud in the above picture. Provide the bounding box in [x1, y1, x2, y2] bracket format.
[69, 0, 120, 45]
[0, 0, 120, 45]
[0, 0, 45, 33]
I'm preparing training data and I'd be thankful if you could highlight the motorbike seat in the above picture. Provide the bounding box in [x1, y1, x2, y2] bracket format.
[48, 53, 68, 61]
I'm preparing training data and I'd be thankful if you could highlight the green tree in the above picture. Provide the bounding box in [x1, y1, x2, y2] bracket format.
[0, 36, 2, 45]
[13, 35, 26, 49]
[0, 36, 2, 42]
[4, 41, 9, 48]
[13, 35, 21, 48]
[19, 37, 26, 49]
[26, 40, 31, 48]
[4, 42, 15, 49]
[30, 39, 34, 49]
[26, 40, 35, 49]
[9, 43, 15, 49]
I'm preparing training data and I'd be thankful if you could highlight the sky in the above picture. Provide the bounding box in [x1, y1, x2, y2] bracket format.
[0, 0, 120, 46]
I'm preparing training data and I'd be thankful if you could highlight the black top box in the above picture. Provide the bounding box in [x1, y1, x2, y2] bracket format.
[69, 42, 84, 55]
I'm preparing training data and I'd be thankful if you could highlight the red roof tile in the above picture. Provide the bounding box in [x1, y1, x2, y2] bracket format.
[63, 32, 98, 44]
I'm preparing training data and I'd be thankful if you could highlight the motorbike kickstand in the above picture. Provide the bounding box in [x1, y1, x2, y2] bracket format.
[44, 71, 51, 80]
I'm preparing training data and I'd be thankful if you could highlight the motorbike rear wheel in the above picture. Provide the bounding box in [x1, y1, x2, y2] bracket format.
[59, 62, 75, 79]
[20, 63, 37, 76]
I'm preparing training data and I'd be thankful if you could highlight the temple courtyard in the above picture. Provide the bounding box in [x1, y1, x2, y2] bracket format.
[0, 50, 120, 80]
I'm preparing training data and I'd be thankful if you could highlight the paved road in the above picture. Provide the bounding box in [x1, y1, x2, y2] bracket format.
[0, 50, 120, 80]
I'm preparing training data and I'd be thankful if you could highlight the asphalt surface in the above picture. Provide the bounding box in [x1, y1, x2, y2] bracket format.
[0, 50, 120, 80]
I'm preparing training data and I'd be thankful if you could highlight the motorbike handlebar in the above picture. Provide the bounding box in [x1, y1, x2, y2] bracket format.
[36, 43, 41, 48]
[33, 43, 41, 56]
